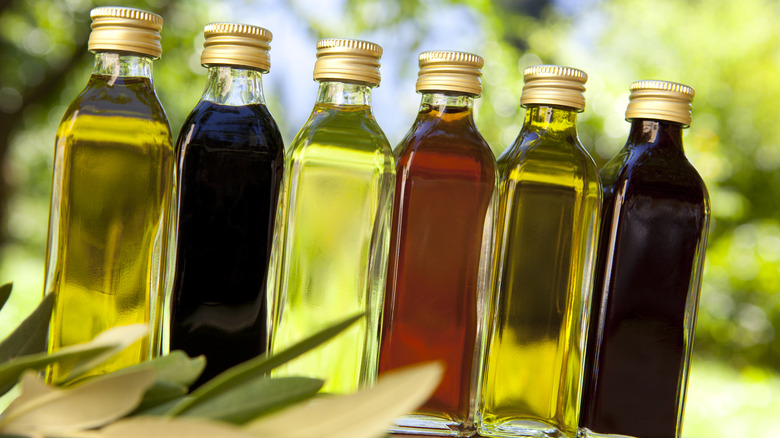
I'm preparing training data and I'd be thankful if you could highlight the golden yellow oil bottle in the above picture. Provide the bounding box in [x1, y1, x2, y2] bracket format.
[44, 7, 174, 382]
[478, 65, 602, 438]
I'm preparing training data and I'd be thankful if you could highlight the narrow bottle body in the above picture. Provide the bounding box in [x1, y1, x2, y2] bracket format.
[479, 106, 601, 438]
[169, 91, 283, 386]
[580, 120, 710, 438]
[44, 54, 174, 382]
[269, 85, 395, 394]
[379, 95, 497, 436]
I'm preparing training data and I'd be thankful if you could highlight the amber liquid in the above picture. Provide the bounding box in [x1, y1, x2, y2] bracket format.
[169, 101, 283, 387]
[379, 99, 496, 434]
[45, 72, 174, 381]
[580, 121, 709, 438]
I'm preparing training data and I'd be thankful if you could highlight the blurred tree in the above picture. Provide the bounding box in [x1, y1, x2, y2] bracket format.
[548, 0, 780, 371]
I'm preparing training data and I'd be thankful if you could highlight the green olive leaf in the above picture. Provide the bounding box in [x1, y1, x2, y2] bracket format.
[166, 313, 363, 416]
[112, 350, 205, 415]
[0, 324, 148, 396]
[0, 293, 55, 363]
[0, 282, 12, 313]
[128, 381, 187, 416]
[130, 396, 187, 417]
[245, 361, 444, 438]
[0, 345, 112, 398]
[178, 376, 323, 424]
[0, 368, 154, 435]
[119, 350, 205, 388]
[94, 417, 260, 438]
[60, 324, 148, 384]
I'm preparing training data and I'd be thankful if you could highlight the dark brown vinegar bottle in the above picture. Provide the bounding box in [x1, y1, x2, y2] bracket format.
[168, 23, 283, 387]
[580, 81, 710, 438]
[379, 51, 497, 437]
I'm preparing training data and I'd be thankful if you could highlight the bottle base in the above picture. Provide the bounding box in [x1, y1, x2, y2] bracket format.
[389, 413, 476, 437]
[577, 429, 637, 438]
[478, 419, 573, 438]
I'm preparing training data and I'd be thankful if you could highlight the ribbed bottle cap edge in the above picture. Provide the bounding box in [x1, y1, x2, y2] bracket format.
[201, 22, 273, 71]
[626, 80, 695, 126]
[416, 50, 484, 95]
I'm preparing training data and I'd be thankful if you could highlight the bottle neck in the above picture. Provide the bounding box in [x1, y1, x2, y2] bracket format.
[522, 104, 579, 136]
[200, 66, 266, 106]
[418, 92, 475, 118]
[315, 81, 373, 108]
[627, 119, 685, 152]
[92, 52, 154, 82]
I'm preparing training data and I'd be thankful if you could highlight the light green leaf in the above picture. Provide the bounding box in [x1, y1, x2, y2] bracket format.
[0, 368, 154, 435]
[131, 396, 187, 417]
[61, 324, 148, 384]
[0, 282, 12, 313]
[0, 345, 112, 397]
[167, 313, 363, 416]
[94, 417, 261, 438]
[118, 350, 205, 414]
[129, 381, 187, 415]
[120, 350, 205, 388]
[179, 376, 323, 424]
[0, 294, 55, 364]
[0, 324, 148, 396]
[246, 361, 444, 438]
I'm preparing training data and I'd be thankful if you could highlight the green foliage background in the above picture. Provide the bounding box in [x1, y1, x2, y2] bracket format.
[0, 0, 778, 436]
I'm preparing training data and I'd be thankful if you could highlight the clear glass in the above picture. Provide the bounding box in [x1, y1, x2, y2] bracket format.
[478, 105, 601, 438]
[44, 52, 174, 382]
[379, 92, 498, 436]
[268, 80, 395, 394]
[579, 120, 710, 438]
[167, 65, 283, 387]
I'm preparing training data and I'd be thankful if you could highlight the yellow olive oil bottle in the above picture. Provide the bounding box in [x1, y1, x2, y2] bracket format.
[268, 39, 395, 394]
[478, 65, 602, 438]
[44, 6, 174, 382]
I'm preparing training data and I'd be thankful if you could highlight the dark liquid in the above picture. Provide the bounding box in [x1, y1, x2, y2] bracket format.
[378, 103, 496, 421]
[169, 101, 283, 387]
[580, 120, 709, 438]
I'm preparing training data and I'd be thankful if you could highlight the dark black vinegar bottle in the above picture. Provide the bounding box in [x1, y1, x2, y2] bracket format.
[580, 81, 710, 438]
[168, 22, 283, 387]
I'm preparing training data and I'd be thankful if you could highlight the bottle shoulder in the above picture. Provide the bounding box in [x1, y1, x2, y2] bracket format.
[290, 104, 392, 156]
[66, 75, 168, 122]
[602, 140, 709, 204]
[399, 117, 494, 155]
[176, 101, 284, 155]
[56, 78, 172, 148]
[498, 129, 600, 183]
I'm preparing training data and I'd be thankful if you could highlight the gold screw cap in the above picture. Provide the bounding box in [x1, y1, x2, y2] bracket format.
[625, 80, 695, 126]
[313, 38, 383, 86]
[416, 50, 484, 96]
[89, 6, 163, 59]
[201, 23, 272, 72]
[520, 64, 588, 111]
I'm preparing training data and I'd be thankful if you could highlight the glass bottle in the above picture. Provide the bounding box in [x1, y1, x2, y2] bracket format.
[478, 65, 602, 438]
[579, 81, 710, 438]
[44, 7, 174, 382]
[378, 50, 497, 437]
[268, 38, 395, 394]
[168, 23, 284, 387]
